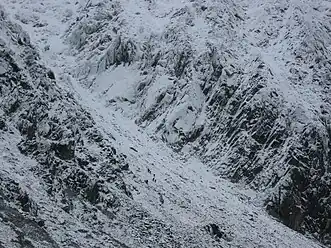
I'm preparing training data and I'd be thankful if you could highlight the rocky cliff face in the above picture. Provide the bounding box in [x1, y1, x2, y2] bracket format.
[0, 7, 133, 247]
[1, 0, 331, 247]
[66, 0, 331, 244]
[0, 4, 274, 248]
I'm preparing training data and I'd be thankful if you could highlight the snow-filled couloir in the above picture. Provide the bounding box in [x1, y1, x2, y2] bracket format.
[1, 0, 331, 247]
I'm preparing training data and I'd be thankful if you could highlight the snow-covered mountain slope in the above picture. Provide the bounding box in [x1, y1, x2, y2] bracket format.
[0, 0, 330, 247]
[53, 0, 331, 243]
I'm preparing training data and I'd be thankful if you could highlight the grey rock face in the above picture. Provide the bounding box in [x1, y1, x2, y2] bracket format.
[1, 0, 331, 247]
[0, 7, 131, 247]
[65, 0, 331, 244]
[0, 198, 59, 248]
[0, 5, 232, 248]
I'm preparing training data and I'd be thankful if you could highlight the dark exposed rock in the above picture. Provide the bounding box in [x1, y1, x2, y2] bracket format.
[98, 36, 137, 72]
[37, 219, 45, 227]
[204, 223, 227, 241]
[85, 181, 101, 204]
[47, 70, 55, 80]
[0, 12, 134, 247]
[120, 163, 130, 171]
[7, 100, 20, 115]
[130, 147, 138, 152]
[265, 124, 331, 242]
[174, 51, 191, 78]
[52, 141, 75, 160]
[0, 197, 59, 248]
[0, 118, 6, 130]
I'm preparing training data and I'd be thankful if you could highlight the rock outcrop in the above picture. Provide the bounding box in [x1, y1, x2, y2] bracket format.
[66, 0, 331, 243]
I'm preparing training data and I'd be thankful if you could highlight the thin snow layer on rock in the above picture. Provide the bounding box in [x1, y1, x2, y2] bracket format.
[0, 0, 330, 247]
[0, 10, 321, 246]
[55, 0, 331, 242]
[0, 6, 131, 247]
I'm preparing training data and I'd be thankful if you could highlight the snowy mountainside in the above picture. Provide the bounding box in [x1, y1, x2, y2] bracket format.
[0, 3, 324, 247]
[0, 0, 330, 247]
[63, 0, 331, 243]
[0, 7, 132, 247]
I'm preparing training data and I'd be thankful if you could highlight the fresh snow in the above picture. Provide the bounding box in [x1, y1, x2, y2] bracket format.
[0, 0, 328, 247]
